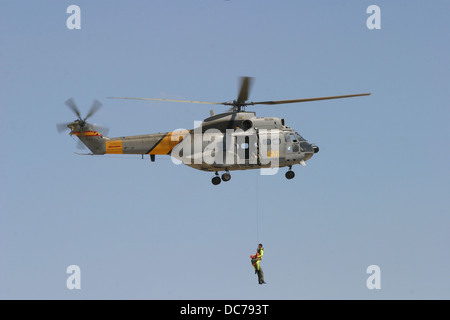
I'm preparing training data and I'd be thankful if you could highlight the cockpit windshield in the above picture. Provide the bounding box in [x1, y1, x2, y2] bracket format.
[295, 132, 306, 141]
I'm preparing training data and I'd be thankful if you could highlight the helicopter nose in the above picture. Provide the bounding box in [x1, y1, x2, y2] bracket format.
[313, 145, 319, 153]
[300, 142, 315, 153]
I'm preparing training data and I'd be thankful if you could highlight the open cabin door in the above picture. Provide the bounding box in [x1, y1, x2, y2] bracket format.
[234, 130, 259, 167]
[257, 129, 281, 168]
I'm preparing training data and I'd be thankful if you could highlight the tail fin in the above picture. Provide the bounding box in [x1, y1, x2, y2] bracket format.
[70, 123, 107, 155]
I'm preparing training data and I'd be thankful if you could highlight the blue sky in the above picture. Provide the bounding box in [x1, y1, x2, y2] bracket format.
[1, 0, 449, 299]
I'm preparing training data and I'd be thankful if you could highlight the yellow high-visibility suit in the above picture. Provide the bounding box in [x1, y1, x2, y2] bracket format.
[251, 247, 265, 284]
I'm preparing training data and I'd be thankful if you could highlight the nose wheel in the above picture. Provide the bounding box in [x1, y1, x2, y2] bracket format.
[221, 171, 231, 182]
[285, 166, 295, 180]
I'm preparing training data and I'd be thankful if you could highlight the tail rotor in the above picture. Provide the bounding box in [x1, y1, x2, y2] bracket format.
[57, 98, 108, 135]
[57, 98, 109, 152]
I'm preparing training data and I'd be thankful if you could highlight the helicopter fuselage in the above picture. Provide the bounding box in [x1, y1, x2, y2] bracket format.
[73, 111, 318, 174]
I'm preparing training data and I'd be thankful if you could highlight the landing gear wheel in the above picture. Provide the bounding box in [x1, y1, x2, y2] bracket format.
[221, 172, 231, 182]
[212, 172, 221, 185]
[212, 176, 221, 185]
[285, 170, 295, 180]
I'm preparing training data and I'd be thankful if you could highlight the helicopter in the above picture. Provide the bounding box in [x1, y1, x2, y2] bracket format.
[57, 77, 370, 185]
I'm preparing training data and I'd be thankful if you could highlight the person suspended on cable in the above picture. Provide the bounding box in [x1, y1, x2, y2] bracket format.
[250, 243, 266, 284]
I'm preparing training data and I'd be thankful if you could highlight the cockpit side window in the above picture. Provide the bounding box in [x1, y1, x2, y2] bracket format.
[289, 133, 297, 143]
[284, 134, 291, 142]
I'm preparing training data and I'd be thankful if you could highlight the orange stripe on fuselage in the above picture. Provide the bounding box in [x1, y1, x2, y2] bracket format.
[148, 130, 189, 155]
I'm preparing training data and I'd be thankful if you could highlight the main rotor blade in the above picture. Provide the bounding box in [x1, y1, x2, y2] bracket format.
[92, 124, 110, 136]
[237, 76, 253, 105]
[65, 98, 82, 119]
[76, 139, 87, 150]
[248, 93, 371, 105]
[56, 122, 71, 133]
[108, 97, 225, 105]
[85, 99, 102, 121]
